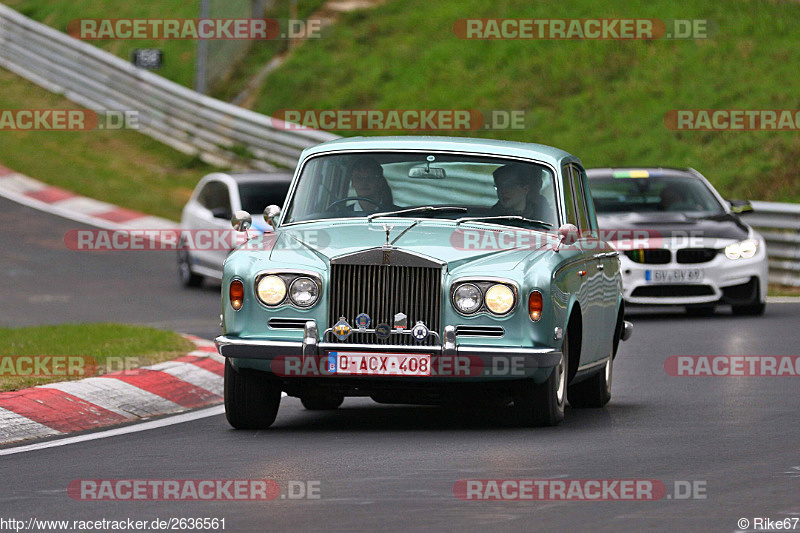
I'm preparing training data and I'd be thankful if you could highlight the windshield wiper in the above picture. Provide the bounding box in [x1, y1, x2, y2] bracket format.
[366, 206, 467, 221]
[455, 215, 552, 229]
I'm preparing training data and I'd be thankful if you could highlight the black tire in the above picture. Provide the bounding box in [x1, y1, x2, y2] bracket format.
[732, 286, 766, 316]
[513, 330, 568, 427]
[568, 352, 612, 408]
[224, 359, 282, 429]
[732, 302, 766, 316]
[685, 305, 714, 317]
[178, 249, 203, 287]
[301, 391, 344, 410]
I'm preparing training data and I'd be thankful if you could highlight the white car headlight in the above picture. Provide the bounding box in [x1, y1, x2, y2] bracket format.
[725, 239, 758, 260]
[289, 277, 319, 307]
[453, 283, 482, 314]
[257, 275, 287, 305]
[485, 284, 515, 315]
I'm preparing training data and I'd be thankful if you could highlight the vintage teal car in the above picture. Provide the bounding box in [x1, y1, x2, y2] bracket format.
[216, 136, 632, 428]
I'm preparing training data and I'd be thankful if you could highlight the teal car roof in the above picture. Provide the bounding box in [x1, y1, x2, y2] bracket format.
[299, 136, 581, 168]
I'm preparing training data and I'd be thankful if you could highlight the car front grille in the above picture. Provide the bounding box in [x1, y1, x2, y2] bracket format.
[676, 248, 719, 264]
[328, 263, 442, 346]
[624, 249, 671, 264]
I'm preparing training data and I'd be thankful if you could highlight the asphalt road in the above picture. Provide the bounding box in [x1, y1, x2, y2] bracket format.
[0, 196, 222, 340]
[2, 196, 799, 532]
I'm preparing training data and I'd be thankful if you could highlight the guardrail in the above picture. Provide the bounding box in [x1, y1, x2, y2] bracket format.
[749, 201, 800, 287]
[0, 4, 339, 170]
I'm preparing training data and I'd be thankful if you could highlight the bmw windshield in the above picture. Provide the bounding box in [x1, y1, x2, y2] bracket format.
[283, 152, 558, 227]
[590, 172, 725, 217]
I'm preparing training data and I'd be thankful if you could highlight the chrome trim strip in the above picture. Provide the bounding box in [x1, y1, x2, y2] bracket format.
[330, 247, 445, 267]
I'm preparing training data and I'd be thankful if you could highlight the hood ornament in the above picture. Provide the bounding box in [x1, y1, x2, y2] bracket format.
[381, 223, 395, 247]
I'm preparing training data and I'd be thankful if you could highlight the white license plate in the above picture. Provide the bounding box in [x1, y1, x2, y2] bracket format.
[645, 269, 704, 283]
[327, 352, 431, 376]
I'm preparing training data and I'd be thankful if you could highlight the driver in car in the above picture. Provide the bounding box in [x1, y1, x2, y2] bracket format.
[490, 163, 554, 222]
[349, 157, 398, 212]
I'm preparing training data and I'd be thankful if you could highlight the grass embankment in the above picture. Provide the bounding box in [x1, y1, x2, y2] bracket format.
[0, 68, 217, 220]
[250, 0, 800, 203]
[0, 324, 194, 391]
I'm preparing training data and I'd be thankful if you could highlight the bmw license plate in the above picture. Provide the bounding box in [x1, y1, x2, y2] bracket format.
[645, 269, 704, 283]
[327, 352, 430, 376]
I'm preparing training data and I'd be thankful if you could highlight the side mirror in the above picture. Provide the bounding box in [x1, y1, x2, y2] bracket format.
[264, 205, 281, 229]
[728, 199, 753, 214]
[231, 210, 252, 232]
[558, 223, 579, 246]
[211, 207, 231, 219]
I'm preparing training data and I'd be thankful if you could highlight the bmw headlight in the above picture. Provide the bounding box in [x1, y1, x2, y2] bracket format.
[725, 239, 758, 260]
[289, 277, 319, 307]
[453, 283, 482, 314]
[257, 275, 287, 305]
[485, 284, 515, 315]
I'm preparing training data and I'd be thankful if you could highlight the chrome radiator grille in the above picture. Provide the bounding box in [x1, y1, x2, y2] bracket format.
[328, 263, 442, 346]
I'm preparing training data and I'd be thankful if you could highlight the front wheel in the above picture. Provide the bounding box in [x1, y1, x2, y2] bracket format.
[513, 331, 567, 427]
[224, 359, 282, 429]
[178, 249, 203, 288]
[568, 353, 612, 408]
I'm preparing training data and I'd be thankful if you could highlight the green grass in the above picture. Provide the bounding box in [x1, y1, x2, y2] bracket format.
[249, 0, 800, 203]
[0, 67, 218, 220]
[768, 284, 800, 297]
[0, 324, 194, 391]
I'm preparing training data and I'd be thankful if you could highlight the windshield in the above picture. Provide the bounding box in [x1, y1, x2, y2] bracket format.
[283, 152, 558, 227]
[590, 174, 725, 216]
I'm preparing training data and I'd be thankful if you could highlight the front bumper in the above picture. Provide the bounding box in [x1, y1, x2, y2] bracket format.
[620, 248, 768, 306]
[216, 322, 563, 380]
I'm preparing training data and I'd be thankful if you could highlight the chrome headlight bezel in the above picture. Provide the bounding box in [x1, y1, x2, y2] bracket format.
[451, 279, 518, 317]
[288, 276, 320, 308]
[254, 271, 322, 308]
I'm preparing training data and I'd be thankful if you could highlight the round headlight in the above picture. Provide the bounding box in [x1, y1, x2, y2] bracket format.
[289, 277, 319, 307]
[257, 275, 286, 305]
[453, 283, 482, 314]
[485, 284, 515, 315]
[739, 239, 757, 259]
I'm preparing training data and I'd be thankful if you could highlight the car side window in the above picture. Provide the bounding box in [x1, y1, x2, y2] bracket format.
[570, 165, 591, 232]
[561, 165, 578, 226]
[199, 181, 231, 213]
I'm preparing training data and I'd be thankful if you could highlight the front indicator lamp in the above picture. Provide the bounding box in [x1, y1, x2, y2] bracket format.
[528, 291, 543, 322]
[230, 280, 244, 310]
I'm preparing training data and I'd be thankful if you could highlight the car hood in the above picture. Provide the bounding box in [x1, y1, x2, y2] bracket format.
[238, 219, 557, 272]
[597, 212, 750, 242]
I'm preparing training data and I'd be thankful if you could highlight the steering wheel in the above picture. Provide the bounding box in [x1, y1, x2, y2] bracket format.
[326, 196, 381, 211]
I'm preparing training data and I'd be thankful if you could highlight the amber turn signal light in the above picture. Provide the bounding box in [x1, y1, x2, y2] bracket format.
[528, 290, 543, 322]
[230, 280, 244, 310]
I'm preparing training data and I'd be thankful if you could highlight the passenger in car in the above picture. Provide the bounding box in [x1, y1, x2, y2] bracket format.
[490, 163, 555, 223]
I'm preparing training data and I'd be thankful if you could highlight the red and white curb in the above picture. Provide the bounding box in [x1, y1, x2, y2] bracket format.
[0, 164, 177, 231]
[0, 335, 223, 445]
